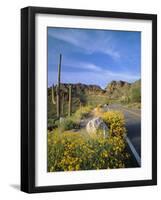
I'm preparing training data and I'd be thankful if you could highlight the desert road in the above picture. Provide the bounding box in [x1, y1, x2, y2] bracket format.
[108, 104, 141, 159]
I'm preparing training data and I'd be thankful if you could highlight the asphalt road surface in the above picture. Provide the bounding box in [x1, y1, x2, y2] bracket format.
[108, 104, 141, 157]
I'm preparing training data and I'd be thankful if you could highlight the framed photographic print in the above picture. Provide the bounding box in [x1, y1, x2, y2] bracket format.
[21, 6, 157, 193]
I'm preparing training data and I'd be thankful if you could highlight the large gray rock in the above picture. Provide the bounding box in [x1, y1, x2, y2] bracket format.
[86, 117, 108, 138]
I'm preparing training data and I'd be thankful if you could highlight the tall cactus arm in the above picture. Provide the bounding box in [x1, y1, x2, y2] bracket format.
[56, 54, 62, 118]
[58, 54, 62, 87]
[68, 85, 72, 116]
[51, 84, 56, 104]
[61, 93, 64, 115]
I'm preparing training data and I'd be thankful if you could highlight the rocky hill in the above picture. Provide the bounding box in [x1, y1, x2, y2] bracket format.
[48, 83, 106, 103]
[105, 79, 141, 103]
[105, 80, 131, 92]
[48, 80, 141, 102]
[105, 80, 131, 98]
[47, 83, 106, 119]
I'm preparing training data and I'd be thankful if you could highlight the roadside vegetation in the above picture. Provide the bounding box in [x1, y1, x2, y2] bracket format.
[48, 105, 130, 172]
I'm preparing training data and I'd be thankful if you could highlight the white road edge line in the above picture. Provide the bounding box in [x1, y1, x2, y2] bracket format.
[125, 136, 141, 167]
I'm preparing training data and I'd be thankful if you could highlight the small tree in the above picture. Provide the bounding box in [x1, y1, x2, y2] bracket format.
[130, 87, 141, 102]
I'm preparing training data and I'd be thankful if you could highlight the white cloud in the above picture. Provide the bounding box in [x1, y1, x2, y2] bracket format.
[48, 30, 81, 46]
[104, 48, 120, 59]
[48, 65, 140, 89]
[63, 60, 139, 81]
[65, 61, 102, 72]
[48, 29, 121, 60]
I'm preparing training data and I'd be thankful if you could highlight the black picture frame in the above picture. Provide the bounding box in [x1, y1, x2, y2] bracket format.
[21, 6, 157, 193]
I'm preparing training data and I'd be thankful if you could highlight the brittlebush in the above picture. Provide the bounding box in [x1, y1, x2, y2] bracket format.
[94, 109, 126, 137]
[101, 111, 126, 137]
[48, 128, 129, 172]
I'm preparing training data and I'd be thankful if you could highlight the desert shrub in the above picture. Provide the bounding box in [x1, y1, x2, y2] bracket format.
[120, 96, 130, 104]
[59, 118, 79, 132]
[93, 105, 105, 117]
[74, 106, 93, 121]
[126, 102, 141, 109]
[101, 111, 126, 137]
[48, 130, 129, 172]
[47, 118, 59, 130]
[130, 87, 141, 103]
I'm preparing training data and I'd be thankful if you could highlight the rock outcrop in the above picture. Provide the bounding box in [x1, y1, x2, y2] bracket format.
[105, 80, 131, 94]
[86, 117, 109, 138]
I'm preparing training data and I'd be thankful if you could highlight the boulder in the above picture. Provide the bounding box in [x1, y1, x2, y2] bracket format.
[86, 117, 108, 138]
[102, 104, 109, 112]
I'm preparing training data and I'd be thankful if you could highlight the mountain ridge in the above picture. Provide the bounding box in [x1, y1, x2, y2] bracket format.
[48, 79, 140, 97]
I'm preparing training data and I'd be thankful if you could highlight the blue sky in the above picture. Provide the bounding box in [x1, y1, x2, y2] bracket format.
[48, 27, 141, 89]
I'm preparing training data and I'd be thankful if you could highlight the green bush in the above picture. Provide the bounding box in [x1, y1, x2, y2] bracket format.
[74, 106, 92, 121]
[59, 118, 79, 132]
[130, 87, 141, 103]
[48, 118, 59, 130]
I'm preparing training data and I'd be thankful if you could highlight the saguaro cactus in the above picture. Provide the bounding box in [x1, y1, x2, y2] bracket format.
[61, 93, 64, 116]
[68, 85, 72, 116]
[56, 54, 62, 118]
[51, 84, 56, 105]
[51, 54, 73, 118]
[79, 99, 82, 109]
[51, 54, 62, 118]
